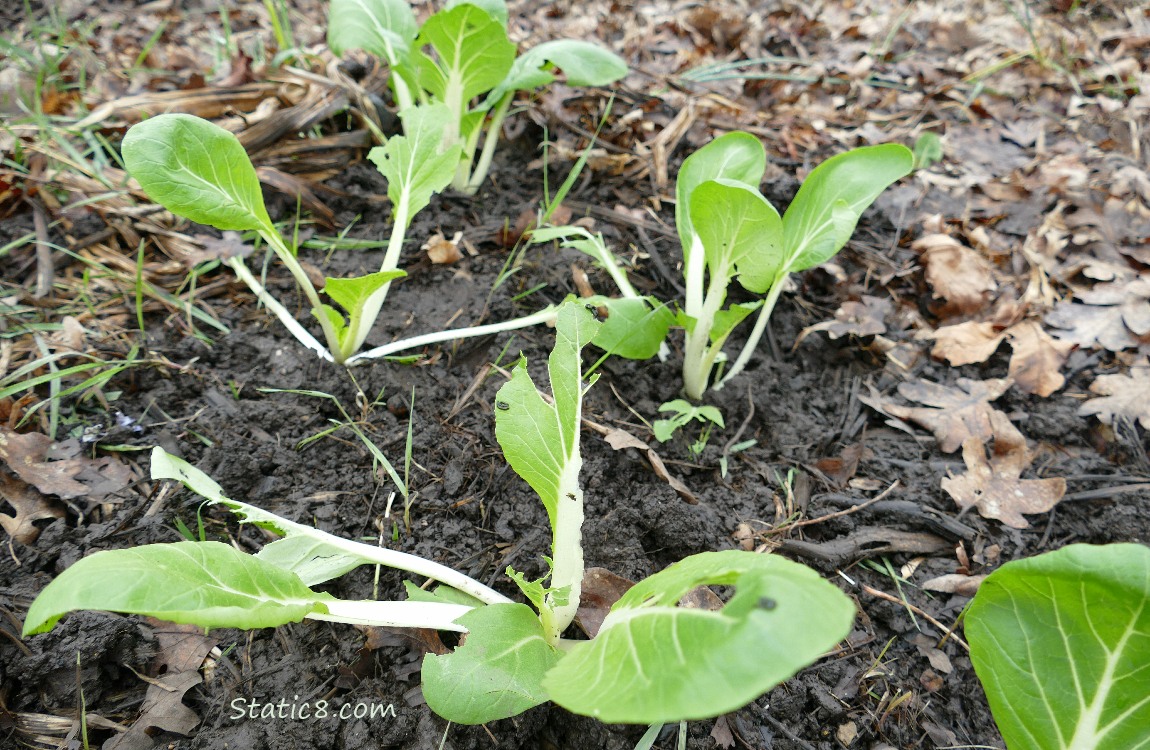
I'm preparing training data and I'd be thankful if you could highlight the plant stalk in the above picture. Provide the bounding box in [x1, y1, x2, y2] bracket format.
[225, 256, 335, 363]
[464, 92, 513, 195]
[714, 270, 789, 391]
[347, 305, 558, 365]
[309, 599, 472, 632]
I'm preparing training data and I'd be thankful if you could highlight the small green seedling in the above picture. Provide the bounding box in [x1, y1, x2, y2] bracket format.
[122, 113, 555, 365]
[532, 133, 913, 401]
[23, 300, 854, 726]
[328, 0, 628, 194]
[653, 398, 724, 457]
[675, 133, 914, 399]
[965, 543, 1150, 750]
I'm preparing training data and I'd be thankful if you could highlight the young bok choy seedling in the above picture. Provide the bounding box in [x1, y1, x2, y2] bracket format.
[327, 0, 628, 193]
[122, 112, 556, 365]
[676, 132, 914, 399]
[23, 300, 853, 726]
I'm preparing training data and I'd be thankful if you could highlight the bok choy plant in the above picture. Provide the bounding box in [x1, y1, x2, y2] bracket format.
[965, 543, 1150, 750]
[23, 299, 854, 726]
[122, 112, 556, 365]
[532, 133, 912, 401]
[676, 132, 914, 399]
[327, 0, 628, 194]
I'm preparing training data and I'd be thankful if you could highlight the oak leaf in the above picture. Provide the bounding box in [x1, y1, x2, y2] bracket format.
[941, 411, 1065, 528]
[861, 377, 1011, 453]
[1005, 321, 1073, 397]
[0, 427, 131, 499]
[1078, 363, 1150, 429]
[928, 321, 1005, 366]
[1046, 277, 1150, 352]
[799, 295, 890, 342]
[915, 234, 996, 317]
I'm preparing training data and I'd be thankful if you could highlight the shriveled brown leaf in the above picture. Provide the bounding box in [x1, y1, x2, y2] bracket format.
[0, 428, 132, 499]
[861, 378, 1012, 453]
[921, 573, 987, 597]
[711, 715, 736, 748]
[941, 412, 1065, 528]
[424, 232, 463, 265]
[1074, 277, 1150, 337]
[602, 427, 697, 503]
[1006, 321, 1073, 396]
[0, 473, 65, 544]
[798, 295, 890, 342]
[1045, 302, 1147, 352]
[105, 622, 216, 750]
[928, 321, 1005, 365]
[1079, 363, 1150, 429]
[577, 567, 635, 638]
[915, 234, 996, 317]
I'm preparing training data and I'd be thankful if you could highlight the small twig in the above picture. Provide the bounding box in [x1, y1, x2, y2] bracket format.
[861, 583, 969, 652]
[28, 196, 54, 298]
[766, 480, 900, 535]
[721, 384, 756, 458]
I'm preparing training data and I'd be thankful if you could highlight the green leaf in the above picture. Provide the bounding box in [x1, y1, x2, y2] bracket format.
[416, 4, 516, 105]
[494, 302, 599, 528]
[710, 301, 761, 344]
[586, 296, 673, 360]
[256, 536, 363, 587]
[422, 603, 560, 724]
[327, 0, 417, 65]
[966, 544, 1150, 750]
[495, 300, 599, 641]
[367, 104, 462, 228]
[506, 564, 568, 613]
[675, 132, 766, 262]
[317, 269, 407, 347]
[445, 0, 508, 27]
[543, 550, 855, 723]
[782, 143, 913, 272]
[23, 541, 332, 636]
[690, 179, 783, 295]
[403, 581, 486, 609]
[122, 113, 272, 232]
[491, 39, 628, 102]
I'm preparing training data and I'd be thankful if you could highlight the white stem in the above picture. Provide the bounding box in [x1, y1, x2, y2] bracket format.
[546, 461, 584, 643]
[714, 271, 789, 391]
[346, 306, 558, 365]
[309, 599, 471, 632]
[681, 264, 730, 400]
[465, 92, 513, 195]
[225, 257, 334, 363]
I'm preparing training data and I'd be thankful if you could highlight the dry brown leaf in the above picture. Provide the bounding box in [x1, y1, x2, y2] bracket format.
[711, 715, 736, 749]
[0, 473, 65, 544]
[915, 234, 996, 317]
[577, 567, 634, 638]
[798, 295, 890, 343]
[602, 427, 697, 503]
[0, 428, 132, 499]
[941, 412, 1065, 528]
[1045, 302, 1147, 352]
[425, 232, 463, 265]
[1047, 277, 1150, 352]
[105, 622, 217, 750]
[1006, 321, 1073, 396]
[929, 321, 1005, 365]
[861, 377, 1012, 453]
[921, 573, 988, 597]
[1079, 362, 1150, 429]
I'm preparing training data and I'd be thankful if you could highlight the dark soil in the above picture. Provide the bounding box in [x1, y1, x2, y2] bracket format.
[4, 15, 1150, 750]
